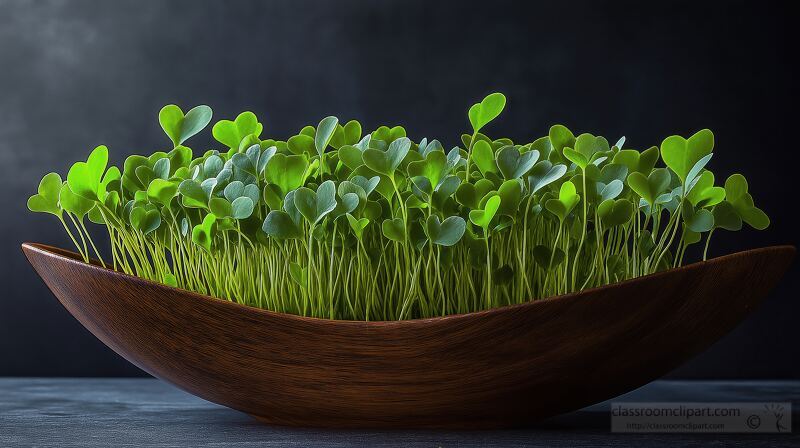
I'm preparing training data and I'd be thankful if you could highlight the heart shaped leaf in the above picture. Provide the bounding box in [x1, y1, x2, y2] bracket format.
[159, 104, 213, 147]
[293, 180, 337, 225]
[724, 174, 769, 229]
[407, 149, 448, 190]
[191, 213, 217, 251]
[212, 111, 262, 149]
[130, 205, 162, 235]
[597, 198, 634, 227]
[59, 182, 94, 218]
[262, 210, 302, 239]
[545, 181, 579, 222]
[363, 137, 411, 176]
[425, 215, 466, 246]
[67, 145, 108, 201]
[549, 125, 576, 154]
[496, 146, 538, 179]
[469, 194, 501, 229]
[660, 129, 714, 184]
[147, 179, 178, 207]
[265, 154, 309, 196]
[527, 161, 566, 194]
[381, 217, 406, 242]
[681, 199, 714, 232]
[468, 92, 506, 133]
[533, 245, 565, 270]
[27, 173, 63, 216]
[627, 168, 670, 206]
[346, 214, 370, 240]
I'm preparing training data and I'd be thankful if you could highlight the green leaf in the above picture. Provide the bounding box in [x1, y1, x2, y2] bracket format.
[153, 158, 170, 180]
[363, 137, 411, 176]
[469, 194, 501, 229]
[574, 133, 609, 160]
[203, 154, 224, 178]
[343, 120, 362, 145]
[724, 173, 748, 202]
[67, 145, 108, 201]
[545, 180, 580, 222]
[407, 149, 448, 190]
[660, 129, 714, 183]
[315, 116, 339, 156]
[381, 217, 406, 242]
[265, 154, 309, 196]
[686, 171, 725, 207]
[231, 197, 255, 219]
[180, 106, 213, 144]
[293, 180, 337, 225]
[162, 273, 178, 287]
[739, 205, 770, 230]
[548, 125, 576, 153]
[681, 199, 714, 233]
[158, 105, 183, 147]
[59, 182, 93, 218]
[496, 146, 538, 179]
[471, 140, 498, 176]
[191, 213, 217, 251]
[350, 175, 380, 198]
[338, 144, 366, 169]
[597, 198, 634, 227]
[497, 179, 522, 216]
[724, 174, 770, 230]
[159, 104, 213, 147]
[209, 197, 233, 218]
[27, 173, 63, 215]
[425, 215, 466, 246]
[262, 210, 302, 239]
[627, 169, 670, 206]
[468, 92, 506, 133]
[178, 179, 208, 209]
[598, 179, 624, 201]
[333, 192, 360, 218]
[212, 111, 262, 149]
[492, 265, 514, 285]
[288, 134, 315, 156]
[289, 262, 308, 288]
[130, 206, 162, 234]
[147, 179, 178, 206]
[712, 201, 742, 231]
[346, 214, 369, 239]
[527, 162, 566, 194]
[682, 229, 702, 246]
[563, 148, 589, 170]
[432, 175, 461, 210]
[638, 230, 656, 257]
[533, 245, 565, 270]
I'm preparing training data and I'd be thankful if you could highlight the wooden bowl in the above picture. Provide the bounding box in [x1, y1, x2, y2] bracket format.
[22, 242, 794, 428]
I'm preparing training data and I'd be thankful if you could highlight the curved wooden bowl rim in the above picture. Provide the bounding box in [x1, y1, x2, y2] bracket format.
[21, 242, 796, 326]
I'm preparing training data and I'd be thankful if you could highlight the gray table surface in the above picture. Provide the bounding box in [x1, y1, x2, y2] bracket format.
[1, 379, 797, 447]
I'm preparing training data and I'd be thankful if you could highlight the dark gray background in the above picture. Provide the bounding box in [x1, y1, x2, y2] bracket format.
[1, 0, 796, 377]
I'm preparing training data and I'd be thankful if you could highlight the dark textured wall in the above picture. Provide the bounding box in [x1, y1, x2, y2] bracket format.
[1, 0, 796, 377]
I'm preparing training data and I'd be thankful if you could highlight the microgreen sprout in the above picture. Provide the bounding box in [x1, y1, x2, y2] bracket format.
[28, 95, 770, 320]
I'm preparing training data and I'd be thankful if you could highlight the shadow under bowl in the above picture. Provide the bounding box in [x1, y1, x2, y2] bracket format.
[22, 242, 795, 428]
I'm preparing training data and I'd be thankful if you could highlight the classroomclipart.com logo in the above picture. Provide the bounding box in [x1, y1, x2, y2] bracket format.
[610, 402, 791, 433]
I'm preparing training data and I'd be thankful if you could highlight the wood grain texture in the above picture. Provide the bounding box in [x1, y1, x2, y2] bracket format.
[22, 242, 795, 428]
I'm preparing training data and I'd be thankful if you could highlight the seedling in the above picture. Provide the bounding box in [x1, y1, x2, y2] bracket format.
[28, 94, 770, 320]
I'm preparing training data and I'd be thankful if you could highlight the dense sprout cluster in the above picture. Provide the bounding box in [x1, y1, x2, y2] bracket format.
[28, 93, 769, 320]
